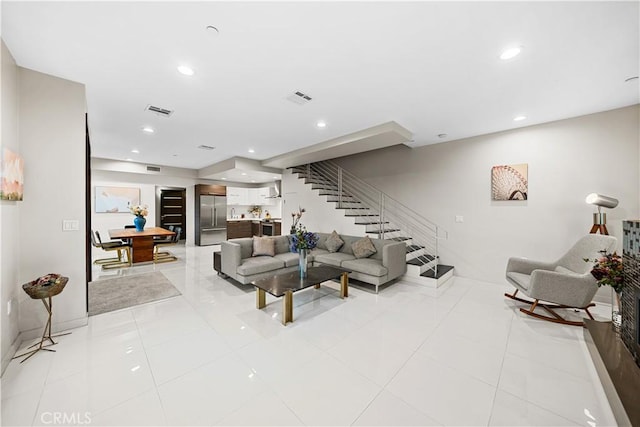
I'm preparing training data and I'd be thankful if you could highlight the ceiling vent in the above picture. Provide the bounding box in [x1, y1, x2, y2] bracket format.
[145, 104, 174, 117]
[198, 145, 215, 150]
[146, 165, 161, 172]
[285, 91, 312, 105]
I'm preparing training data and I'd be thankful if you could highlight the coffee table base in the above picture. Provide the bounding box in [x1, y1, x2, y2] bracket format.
[256, 272, 349, 325]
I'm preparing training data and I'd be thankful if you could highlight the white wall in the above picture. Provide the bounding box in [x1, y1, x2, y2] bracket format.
[17, 68, 87, 336]
[333, 105, 639, 288]
[1, 40, 21, 371]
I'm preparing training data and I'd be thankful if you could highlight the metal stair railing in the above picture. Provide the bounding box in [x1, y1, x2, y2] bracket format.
[296, 161, 447, 276]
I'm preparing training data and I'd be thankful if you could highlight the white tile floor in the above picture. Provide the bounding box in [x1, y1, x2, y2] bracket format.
[1, 245, 618, 426]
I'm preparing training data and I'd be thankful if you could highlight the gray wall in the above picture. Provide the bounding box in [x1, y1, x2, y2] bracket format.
[334, 105, 640, 285]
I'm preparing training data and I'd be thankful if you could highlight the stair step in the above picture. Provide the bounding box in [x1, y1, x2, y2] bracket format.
[406, 244, 424, 254]
[354, 221, 390, 225]
[335, 206, 369, 210]
[391, 236, 412, 242]
[406, 254, 436, 265]
[344, 214, 379, 217]
[420, 265, 454, 279]
[311, 184, 338, 191]
[366, 229, 401, 234]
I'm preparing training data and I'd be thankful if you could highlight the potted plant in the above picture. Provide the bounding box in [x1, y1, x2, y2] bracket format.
[586, 250, 624, 329]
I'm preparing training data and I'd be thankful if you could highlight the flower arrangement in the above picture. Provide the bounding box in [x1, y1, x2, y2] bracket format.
[36, 273, 62, 287]
[585, 250, 624, 294]
[129, 204, 149, 217]
[291, 206, 305, 232]
[248, 205, 262, 217]
[289, 224, 319, 252]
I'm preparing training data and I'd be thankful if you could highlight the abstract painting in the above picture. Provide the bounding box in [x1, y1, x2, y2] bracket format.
[491, 163, 528, 200]
[95, 186, 140, 213]
[1, 148, 24, 201]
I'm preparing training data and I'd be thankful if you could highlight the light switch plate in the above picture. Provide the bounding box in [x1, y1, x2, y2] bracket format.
[455, 215, 464, 223]
[63, 219, 80, 231]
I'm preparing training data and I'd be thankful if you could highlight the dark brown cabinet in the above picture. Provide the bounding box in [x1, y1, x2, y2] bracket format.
[227, 221, 252, 239]
[251, 221, 260, 237]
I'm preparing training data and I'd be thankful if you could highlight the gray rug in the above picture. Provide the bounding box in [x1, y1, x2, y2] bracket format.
[88, 271, 181, 316]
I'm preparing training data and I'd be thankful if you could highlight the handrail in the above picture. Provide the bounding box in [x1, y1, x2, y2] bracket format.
[294, 160, 447, 276]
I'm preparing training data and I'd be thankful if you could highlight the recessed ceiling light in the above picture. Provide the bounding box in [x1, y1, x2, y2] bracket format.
[126, 158, 133, 161]
[177, 65, 195, 76]
[513, 115, 527, 121]
[248, 149, 255, 153]
[251, 180, 256, 183]
[141, 126, 155, 134]
[500, 46, 522, 60]
[241, 172, 247, 176]
[221, 177, 227, 180]
[272, 176, 278, 179]
[316, 121, 327, 128]
[131, 149, 140, 154]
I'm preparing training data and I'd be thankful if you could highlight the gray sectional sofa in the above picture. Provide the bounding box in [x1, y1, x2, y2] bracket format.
[220, 232, 407, 293]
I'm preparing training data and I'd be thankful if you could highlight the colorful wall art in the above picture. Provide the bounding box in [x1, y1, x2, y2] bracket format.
[491, 164, 528, 200]
[95, 186, 140, 213]
[1, 148, 24, 201]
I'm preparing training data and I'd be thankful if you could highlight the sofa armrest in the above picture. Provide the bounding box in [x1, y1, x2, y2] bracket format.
[221, 241, 242, 278]
[383, 242, 407, 280]
[506, 257, 556, 276]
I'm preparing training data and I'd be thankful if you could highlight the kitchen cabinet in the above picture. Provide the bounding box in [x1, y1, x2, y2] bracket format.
[275, 222, 282, 236]
[227, 187, 249, 205]
[251, 221, 261, 237]
[227, 220, 252, 239]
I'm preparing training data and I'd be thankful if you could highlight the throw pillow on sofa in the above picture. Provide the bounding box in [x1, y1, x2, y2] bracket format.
[352, 236, 377, 258]
[252, 236, 275, 257]
[325, 231, 345, 253]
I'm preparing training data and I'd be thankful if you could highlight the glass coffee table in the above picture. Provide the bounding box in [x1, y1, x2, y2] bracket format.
[252, 265, 350, 325]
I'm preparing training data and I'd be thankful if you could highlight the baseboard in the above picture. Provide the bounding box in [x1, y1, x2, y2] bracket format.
[1, 335, 23, 376]
[18, 316, 88, 343]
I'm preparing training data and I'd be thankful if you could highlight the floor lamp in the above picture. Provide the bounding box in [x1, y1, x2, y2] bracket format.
[585, 193, 618, 235]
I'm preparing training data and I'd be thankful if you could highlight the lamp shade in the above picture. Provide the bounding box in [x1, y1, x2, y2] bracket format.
[585, 193, 619, 209]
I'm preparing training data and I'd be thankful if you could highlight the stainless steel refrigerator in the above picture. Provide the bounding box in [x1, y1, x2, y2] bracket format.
[198, 195, 227, 245]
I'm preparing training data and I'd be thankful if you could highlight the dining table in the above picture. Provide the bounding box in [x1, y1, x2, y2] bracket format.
[108, 227, 176, 263]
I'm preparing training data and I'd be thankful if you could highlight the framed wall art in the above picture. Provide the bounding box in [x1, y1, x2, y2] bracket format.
[1, 147, 24, 201]
[95, 186, 140, 213]
[491, 164, 528, 200]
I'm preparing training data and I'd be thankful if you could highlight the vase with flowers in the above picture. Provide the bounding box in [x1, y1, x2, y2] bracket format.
[289, 224, 318, 278]
[129, 204, 149, 231]
[586, 250, 624, 330]
[248, 205, 262, 218]
[290, 206, 306, 235]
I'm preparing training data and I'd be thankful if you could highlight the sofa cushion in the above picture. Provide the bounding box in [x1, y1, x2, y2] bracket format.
[325, 231, 344, 253]
[272, 235, 291, 254]
[314, 252, 355, 267]
[352, 236, 377, 259]
[274, 251, 299, 268]
[309, 248, 328, 262]
[341, 259, 388, 277]
[252, 236, 275, 257]
[316, 233, 329, 250]
[237, 257, 285, 276]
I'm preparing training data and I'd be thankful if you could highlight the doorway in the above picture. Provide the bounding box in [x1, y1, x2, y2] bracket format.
[158, 188, 186, 240]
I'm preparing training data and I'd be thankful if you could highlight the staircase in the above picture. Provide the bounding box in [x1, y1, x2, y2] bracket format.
[290, 161, 453, 288]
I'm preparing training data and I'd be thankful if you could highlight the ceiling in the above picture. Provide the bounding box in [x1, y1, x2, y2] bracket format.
[2, 1, 638, 182]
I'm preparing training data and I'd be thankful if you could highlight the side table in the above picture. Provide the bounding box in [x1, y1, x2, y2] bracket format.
[13, 274, 71, 363]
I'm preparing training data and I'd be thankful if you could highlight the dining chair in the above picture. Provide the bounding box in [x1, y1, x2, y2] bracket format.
[153, 226, 181, 263]
[93, 230, 132, 269]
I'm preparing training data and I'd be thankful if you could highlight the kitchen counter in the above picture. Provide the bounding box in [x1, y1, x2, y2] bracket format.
[227, 218, 281, 222]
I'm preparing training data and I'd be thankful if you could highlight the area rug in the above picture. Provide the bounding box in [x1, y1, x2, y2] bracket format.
[88, 271, 181, 316]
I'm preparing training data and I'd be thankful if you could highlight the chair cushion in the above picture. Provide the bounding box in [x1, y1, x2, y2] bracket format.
[313, 252, 355, 267]
[554, 265, 581, 276]
[325, 231, 344, 253]
[506, 272, 531, 291]
[351, 236, 377, 259]
[237, 257, 285, 276]
[341, 259, 388, 277]
[274, 252, 299, 268]
[252, 236, 275, 257]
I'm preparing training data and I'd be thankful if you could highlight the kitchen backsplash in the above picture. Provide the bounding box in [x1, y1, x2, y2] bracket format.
[227, 203, 282, 219]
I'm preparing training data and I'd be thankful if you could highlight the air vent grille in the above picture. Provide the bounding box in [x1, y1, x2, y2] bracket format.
[198, 145, 215, 150]
[146, 166, 161, 172]
[285, 91, 313, 105]
[145, 104, 174, 117]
